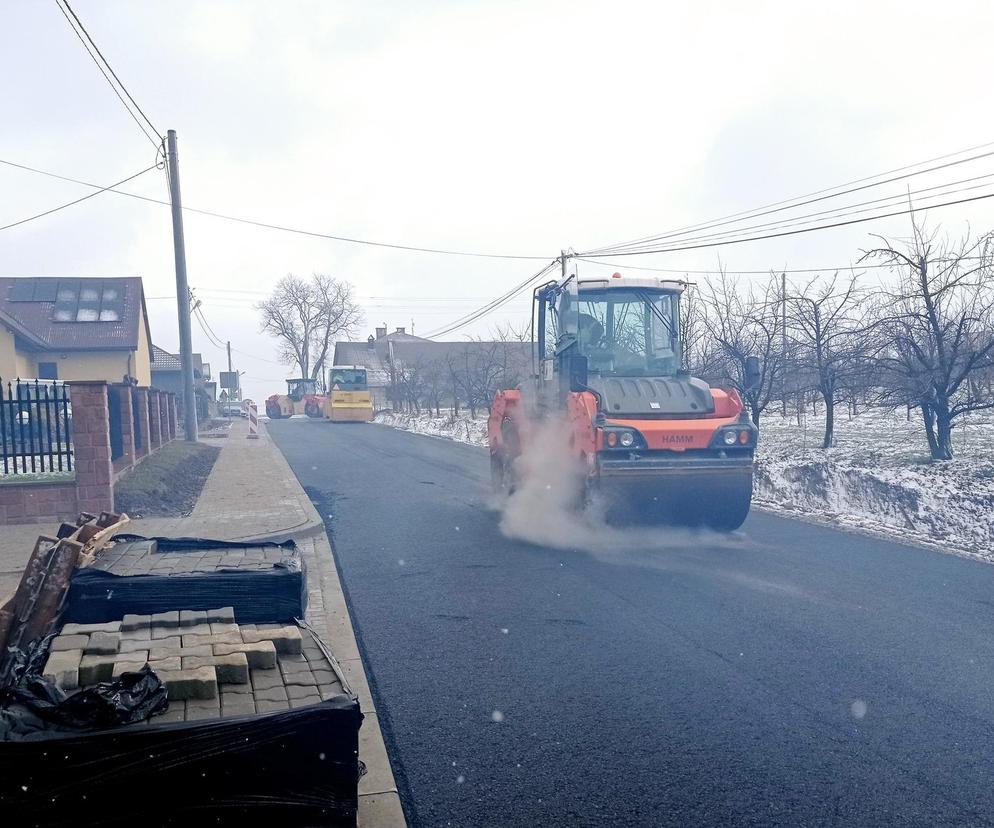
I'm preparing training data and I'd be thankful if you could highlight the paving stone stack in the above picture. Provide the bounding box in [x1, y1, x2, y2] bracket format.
[42, 608, 345, 722]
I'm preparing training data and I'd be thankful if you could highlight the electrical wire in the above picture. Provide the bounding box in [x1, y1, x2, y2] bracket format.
[0, 158, 547, 261]
[585, 139, 994, 256]
[57, 0, 161, 137]
[425, 260, 557, 339]
[578, 190, 994, 258]
[588, 176, 994, 255]
[54, 0, 161, 150]
[0, 165, 156, 231]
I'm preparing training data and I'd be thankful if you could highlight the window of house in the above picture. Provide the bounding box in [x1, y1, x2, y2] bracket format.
[38, 362, 58, 380]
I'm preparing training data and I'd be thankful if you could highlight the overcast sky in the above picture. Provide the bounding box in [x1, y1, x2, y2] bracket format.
[3, 0, 994, 404]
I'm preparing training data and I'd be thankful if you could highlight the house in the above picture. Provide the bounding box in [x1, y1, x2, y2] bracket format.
[332, 325, 530, 412]
[151, 345, 217, 420]
[0, 277, 154, 385]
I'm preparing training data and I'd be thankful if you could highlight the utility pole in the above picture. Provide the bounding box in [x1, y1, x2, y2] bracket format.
[226, 341, 232, 372]
[166, 129, 198, 441]
[781, 270, 788, 417]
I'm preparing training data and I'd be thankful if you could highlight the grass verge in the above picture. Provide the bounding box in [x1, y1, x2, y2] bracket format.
[115, 441, 221, 517]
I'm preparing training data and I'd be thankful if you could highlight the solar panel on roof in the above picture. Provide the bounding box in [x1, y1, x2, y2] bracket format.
[32, 280, 58, 302]
[9, 280, 36, 301]
[53, 279, 79, 322]
[100, 281, 125, 321]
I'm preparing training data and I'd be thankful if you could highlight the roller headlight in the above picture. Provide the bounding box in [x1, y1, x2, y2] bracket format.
[722, 430, 738, 446]
[619, 431, 635, 448]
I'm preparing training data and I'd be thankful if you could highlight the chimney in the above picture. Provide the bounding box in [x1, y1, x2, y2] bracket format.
[395, 327, 406, 335]
[375, 326, 387, 339]
[367, 334, 375, 350]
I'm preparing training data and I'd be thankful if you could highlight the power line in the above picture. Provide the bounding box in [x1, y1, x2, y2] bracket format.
[0, 165, 156, 231]
[585, 139, 994, 256]
[591, 176, 994, 256]
[575, 258, 885, 276]
[425, 260, 557, 339]
[54, 0, 161, 150]
[579, 190, 994, 258]
[0, 158, 547, 261]
[230, 347, 285, 365]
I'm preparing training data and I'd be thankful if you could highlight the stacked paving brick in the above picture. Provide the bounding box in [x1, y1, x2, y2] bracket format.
[42, 608, 345, 723]
[91, 540, 293, 576]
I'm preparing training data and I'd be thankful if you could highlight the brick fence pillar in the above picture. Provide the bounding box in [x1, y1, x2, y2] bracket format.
[168, 393, 178, 439]
[112, 382, 136, 472]
[134, 387, 150, 458]
[148, 389, 162, 450]
[159, 392, 171, 443]
[69, 381, 114, 516]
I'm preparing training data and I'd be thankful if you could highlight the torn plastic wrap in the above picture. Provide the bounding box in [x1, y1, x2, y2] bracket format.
[0, 696, 363, 827]
[5, 665, 168, 730]
[63, 535, 307, 624]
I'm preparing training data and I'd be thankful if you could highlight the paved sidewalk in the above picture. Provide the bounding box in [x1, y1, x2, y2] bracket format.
[128, 419, 324, 541]
[0, 418, 404, 826]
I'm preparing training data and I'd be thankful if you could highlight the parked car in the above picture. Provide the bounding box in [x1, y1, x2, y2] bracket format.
[219, 401, 248, 418]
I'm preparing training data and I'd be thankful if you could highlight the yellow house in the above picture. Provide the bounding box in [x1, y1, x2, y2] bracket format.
[0, 277, 154, 386]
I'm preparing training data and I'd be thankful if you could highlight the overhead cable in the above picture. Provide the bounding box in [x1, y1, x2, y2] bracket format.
[0, 165, 156, 231]
[0, 158, 547, 261]
[54, 0, 161, 149]
[579, 191, 994, 258]
[585, 140, 994, 256]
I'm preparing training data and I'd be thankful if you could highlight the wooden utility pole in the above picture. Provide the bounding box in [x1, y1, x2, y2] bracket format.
[165, 129, 198, 442]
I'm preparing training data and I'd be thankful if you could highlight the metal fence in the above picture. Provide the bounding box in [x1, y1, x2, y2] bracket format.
[0, 380, 73, 475]
[108, 384, 124, 461]
[131, 387, 143, 452]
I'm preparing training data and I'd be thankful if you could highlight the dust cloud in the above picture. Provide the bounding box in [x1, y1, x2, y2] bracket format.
[495, 419, 742, 559]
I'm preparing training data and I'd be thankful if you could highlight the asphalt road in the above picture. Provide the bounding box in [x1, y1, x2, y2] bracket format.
[269, 418, 994, 827]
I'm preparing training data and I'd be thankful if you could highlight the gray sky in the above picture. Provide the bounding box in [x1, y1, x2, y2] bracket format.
[3, 0, 994, 404]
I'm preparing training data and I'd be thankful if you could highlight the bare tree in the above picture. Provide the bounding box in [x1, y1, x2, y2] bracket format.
[786, 272, 872, 448]
[863, 223, 994, 459]
[257, 274, 362, 381]
[701, 273, 783, 425]
[680, 284, 723, 376]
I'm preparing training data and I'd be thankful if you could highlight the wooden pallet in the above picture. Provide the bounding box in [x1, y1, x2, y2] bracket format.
[0, 511, 128, 685]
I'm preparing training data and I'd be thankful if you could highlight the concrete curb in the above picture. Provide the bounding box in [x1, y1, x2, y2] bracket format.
[266, 427, 407, 827]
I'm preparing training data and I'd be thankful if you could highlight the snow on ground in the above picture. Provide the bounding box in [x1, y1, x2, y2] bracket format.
[375, 408, 994, 560]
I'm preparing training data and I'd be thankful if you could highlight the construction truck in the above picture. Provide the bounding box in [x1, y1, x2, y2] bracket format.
[488, 264, 760, 530]
[265, 378, 327, 419]
[324, 366, 374, 422]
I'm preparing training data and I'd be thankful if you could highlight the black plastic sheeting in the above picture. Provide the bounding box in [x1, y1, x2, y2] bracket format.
[64, 535, 307, 624]
[5, 665, 168, 731]
[0, 696, 363, 827]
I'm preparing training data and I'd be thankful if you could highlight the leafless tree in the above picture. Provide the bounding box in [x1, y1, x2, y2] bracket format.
[862, 222, 994, 459]
[680, 284, 723, 376]
[257, 274, 362, 382]
[700, 273, 783, 425]
[786, 272, 873, 448]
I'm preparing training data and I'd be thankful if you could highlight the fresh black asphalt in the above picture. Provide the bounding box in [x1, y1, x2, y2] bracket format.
[269, 418, 994, 827]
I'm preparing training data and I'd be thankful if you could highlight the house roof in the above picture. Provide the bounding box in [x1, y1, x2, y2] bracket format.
[151, 346, 211, 379]
[151, 345, 182, 371]
[0, 277, 152, 353]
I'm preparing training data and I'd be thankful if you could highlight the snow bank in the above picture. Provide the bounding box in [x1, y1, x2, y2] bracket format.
[374, 411, 488, 447]
[375, 408, 994, 559]
[755, 409, 994, 557]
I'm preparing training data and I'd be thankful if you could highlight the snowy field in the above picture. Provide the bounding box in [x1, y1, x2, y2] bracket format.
[375, 407, 994, 561]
